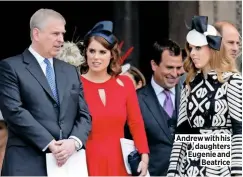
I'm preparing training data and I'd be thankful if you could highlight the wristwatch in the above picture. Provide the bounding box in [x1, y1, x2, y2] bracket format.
[74, 139, 81, 151]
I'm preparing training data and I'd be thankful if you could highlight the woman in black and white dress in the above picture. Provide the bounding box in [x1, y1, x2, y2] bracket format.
[167, 16, 242, 177]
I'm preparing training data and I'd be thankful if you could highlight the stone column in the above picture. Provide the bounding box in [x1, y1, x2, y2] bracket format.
[199, 1, 241, 34]
[169, 1, 199, 48]
[113, 1, 140, 67]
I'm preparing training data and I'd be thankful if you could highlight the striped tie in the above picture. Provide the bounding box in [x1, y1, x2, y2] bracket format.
[44, 59, 59, 103]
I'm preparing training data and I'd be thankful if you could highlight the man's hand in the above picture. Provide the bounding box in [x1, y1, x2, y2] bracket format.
[48, 139, 59, 154]
[54, 139, 76, 166]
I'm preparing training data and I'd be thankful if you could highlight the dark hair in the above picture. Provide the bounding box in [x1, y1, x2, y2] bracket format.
[127, 66, 146, 86]
[80, 35, 122, 76]
[181, 48, 187, 61]
[151, 39, 181, 65]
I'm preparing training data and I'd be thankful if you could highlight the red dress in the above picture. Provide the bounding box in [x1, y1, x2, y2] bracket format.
[80, 75, 149, 176]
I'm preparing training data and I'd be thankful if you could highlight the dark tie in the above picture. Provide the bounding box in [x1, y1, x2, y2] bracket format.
[163, 89, 173, 117]
[44, 59, 58, 103]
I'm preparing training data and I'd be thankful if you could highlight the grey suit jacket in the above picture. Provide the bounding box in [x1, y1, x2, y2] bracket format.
[137, 82, 182, 176]
[0, 49, 92, 176]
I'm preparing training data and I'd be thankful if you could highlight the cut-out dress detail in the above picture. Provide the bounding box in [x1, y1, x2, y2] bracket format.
[80, 75, 149, 176]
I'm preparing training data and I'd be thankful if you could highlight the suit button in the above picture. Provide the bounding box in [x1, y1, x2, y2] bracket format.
[59, 121, 64, 125]
[53, 104, 58, 108]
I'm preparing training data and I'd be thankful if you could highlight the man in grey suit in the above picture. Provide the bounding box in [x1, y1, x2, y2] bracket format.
[214, 21, 241, 72]
[0, 9, 92, 176]
[137, 39, 184, 176]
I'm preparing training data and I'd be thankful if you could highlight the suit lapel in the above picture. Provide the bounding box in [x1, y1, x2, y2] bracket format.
[53, 58, 66, 105]
[175, 83, 181, 116]
[23, 49, 57, 103]
[143, 84, 173, 142]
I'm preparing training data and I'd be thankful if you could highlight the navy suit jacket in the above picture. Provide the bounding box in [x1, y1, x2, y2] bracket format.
[0, 49, 92, 176]
[137, 82, 181, 176]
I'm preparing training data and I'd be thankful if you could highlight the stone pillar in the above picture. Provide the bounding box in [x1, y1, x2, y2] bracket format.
[113, 1, 140, 67]
[169, 1, 199, 48]
[199, 1, 241, 34]
[199, 1, 215, 24]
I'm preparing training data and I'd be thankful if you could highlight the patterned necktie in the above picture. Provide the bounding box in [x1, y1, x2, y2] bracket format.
[163, 89, 173, 117]
[44, 59, 58, 103]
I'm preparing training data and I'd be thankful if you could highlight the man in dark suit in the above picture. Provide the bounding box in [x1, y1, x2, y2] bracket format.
[213, 21, 241, 72]
[137, 39, 184, 176]
[0, 8, 92, 176]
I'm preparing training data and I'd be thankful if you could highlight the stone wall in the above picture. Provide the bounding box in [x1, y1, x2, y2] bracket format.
[199, 1, 242, 72]
[199, 1, 242, 35]
[168, 1, 199, 48]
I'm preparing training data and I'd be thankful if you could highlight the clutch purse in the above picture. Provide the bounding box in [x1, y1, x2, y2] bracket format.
[128, 150, 141, 176]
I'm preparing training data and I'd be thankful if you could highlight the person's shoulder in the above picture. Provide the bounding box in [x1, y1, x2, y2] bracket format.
[55, 58, 79, 72]
[223, 71, 242, 82]
[137, 85, 146, 93]
[115, 75, 133, 87]
[116, 74, 130, 81]
[179, 74, 186, 85]
[0, 54, 23, 71]
[136, 84, 149, 97]
[55, 58, 74, 67]
[1, 54, 23, 64]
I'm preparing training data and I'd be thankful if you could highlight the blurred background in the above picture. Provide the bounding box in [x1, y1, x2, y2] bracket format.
[0, 1, 241, 80]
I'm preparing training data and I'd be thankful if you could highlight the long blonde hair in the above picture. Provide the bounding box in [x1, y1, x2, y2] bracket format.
[184, 42, 238, 86]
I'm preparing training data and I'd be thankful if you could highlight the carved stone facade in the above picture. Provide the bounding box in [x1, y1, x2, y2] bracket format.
[168, 1, 199, 47]
[236, 1, 242, 36]
[168, 1, 242, 46]
[199, 1, 242, 35]
[199, 1, 242, 72]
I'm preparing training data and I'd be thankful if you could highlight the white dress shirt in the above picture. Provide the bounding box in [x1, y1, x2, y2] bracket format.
[151, 76, 175, 110]
[28, 46, 82, 151]
[28, 46, 54, 75]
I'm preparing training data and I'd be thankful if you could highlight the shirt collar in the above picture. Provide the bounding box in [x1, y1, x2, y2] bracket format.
[151, 76, 176, 95]
[28, 46, 53, 66]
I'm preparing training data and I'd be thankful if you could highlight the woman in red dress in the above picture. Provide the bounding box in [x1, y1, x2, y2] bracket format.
[80, 21, 149, 176]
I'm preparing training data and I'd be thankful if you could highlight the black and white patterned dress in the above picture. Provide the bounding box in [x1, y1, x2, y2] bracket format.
[167, 71, 242, 177]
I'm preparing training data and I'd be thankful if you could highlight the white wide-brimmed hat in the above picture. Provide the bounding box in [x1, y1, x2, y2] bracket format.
[186, 16, 222, 50]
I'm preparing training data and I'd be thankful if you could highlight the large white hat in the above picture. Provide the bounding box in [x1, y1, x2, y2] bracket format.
[186, 16, 222, 50]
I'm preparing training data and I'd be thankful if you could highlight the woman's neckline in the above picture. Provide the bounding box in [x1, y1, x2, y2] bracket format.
[81, 75, 113, 84]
